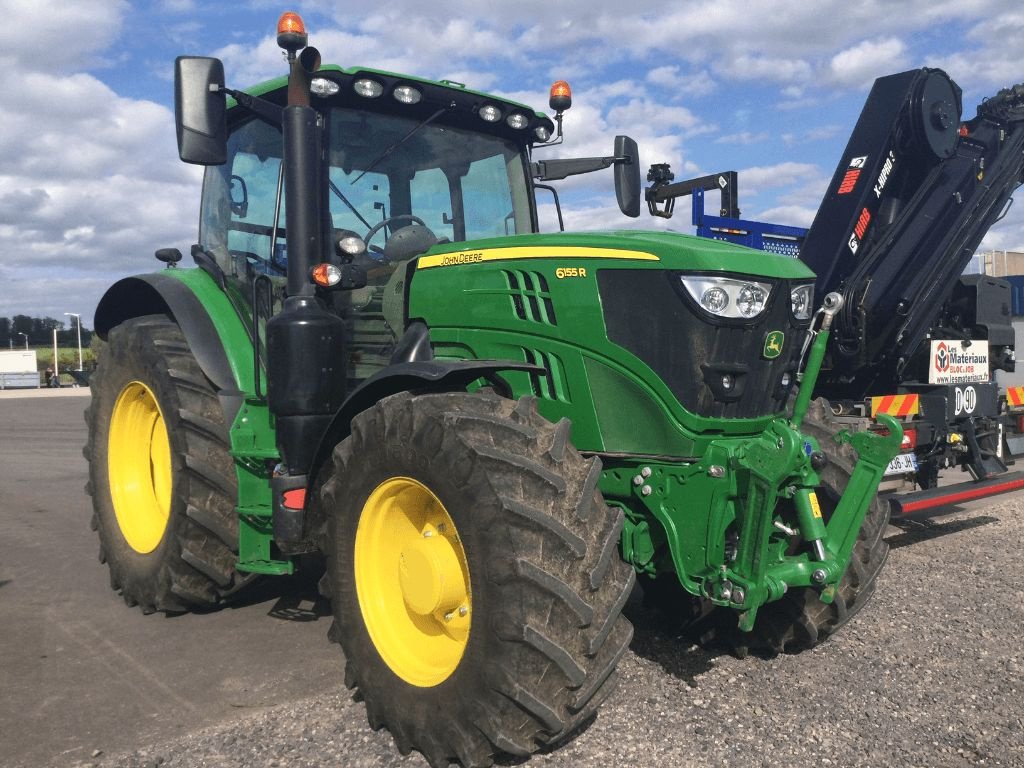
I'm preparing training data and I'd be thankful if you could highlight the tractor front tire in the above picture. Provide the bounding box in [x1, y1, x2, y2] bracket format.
[321, 392, 634, 768]
[696, 397, 890, 655]
[85, 315, 241, 613]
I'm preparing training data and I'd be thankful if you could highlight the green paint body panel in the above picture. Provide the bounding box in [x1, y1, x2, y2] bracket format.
[146, 268, 289, 575]
[410, 230, 900, 620]
[159, 268, 258, 393]
[412, 231, 814, 451]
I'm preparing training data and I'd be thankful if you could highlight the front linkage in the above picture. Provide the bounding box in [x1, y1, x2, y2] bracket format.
[614, 293, 903, 630]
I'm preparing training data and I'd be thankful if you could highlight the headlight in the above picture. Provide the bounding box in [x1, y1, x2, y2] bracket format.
[353, 79, 384, 98]
[310, 77, 340, 97]
[393, 84, 422, 104]
[790, 284, 814, 320]
[680, 276, 773, 319]
[506, 112, 529, 129]
[478, 104, 502, 122]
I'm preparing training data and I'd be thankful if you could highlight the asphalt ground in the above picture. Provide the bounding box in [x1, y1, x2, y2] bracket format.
[0, 392, 341, 766]
[2, 391, 1022, 767]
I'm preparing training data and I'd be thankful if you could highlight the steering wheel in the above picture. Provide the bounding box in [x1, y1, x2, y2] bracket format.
[364, 215, 427, 251]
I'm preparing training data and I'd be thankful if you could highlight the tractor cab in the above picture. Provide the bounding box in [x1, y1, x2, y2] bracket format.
[187, 63, 638, 388]
[199, 68, 550, 278]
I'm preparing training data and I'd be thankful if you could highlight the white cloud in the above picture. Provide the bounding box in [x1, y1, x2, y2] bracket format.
[716, 131, 770, 146]
[737, 162, 820, 193]
[0, 0, 199, 321]
[0, 0, 127, 73]
[756, 204, 818, 228]
[718, 55, 813, 84]
[829, 37, 909, 88]
[646, 66, 717, 97]
[158, 0, 195, 11]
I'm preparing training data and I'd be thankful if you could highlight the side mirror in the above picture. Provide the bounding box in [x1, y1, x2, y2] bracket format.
[614, 135, 641, 218]
[174, 56, 227, 165]
[229, 174, 249, 217]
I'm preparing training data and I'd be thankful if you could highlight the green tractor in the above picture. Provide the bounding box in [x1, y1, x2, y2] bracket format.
[85, 13, 901, 767]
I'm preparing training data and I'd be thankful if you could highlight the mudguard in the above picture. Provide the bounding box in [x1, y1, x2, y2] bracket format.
[93, 270, 253, 420]
[308, 358, 542, 484]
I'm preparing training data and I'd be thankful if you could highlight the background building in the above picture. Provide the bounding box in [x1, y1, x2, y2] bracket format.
[966, 250, 1024, 277]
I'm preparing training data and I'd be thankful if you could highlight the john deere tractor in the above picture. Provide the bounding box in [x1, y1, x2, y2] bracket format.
[85, 13, 901, 767]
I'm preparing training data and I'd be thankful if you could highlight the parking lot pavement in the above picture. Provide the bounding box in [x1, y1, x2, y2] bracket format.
[0, 396, 343, 767]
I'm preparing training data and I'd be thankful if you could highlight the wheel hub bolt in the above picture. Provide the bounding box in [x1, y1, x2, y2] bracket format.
[458, 606, 468, 617]
[708, 465, 725, 478]
[641, 485, 652, 496]
[641, 466, 652, 478]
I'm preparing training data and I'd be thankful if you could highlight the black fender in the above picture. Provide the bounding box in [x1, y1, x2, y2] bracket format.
[307, 358, 542, 491]
[94, 274, 246, 420]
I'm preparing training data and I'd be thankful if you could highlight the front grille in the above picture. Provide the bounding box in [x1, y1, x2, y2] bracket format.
[598, 269, 804, 419]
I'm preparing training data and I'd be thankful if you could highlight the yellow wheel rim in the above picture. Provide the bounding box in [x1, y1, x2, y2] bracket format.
[355, 477, 471, 687]
[108, 381, 172, 554]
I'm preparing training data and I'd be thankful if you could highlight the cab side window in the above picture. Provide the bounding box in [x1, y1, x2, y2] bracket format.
[199, 118, 285, 280]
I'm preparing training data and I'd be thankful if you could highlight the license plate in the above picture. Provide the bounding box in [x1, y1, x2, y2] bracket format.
[884, 452, 918, 476]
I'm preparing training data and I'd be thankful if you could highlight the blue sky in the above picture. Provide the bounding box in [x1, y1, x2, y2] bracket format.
[2, 0, 1023, 326]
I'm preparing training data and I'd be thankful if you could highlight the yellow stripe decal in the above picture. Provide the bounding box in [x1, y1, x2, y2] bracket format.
[418, 246, 659, 269]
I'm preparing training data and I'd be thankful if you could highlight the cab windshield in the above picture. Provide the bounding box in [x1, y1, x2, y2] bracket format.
[327, 108, 535, 244]
[200, 107, 535, 280]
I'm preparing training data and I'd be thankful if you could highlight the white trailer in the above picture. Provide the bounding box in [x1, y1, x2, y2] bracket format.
[0, 350, 39, 388]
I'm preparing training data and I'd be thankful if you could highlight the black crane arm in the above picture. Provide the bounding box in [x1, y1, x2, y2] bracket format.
[798, 70, 1024, 397]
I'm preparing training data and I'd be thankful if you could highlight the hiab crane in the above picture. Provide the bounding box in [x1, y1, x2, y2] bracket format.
[647, 68, 1024, 518]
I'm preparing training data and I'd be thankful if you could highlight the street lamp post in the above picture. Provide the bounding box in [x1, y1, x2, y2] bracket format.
[17, 332, 27, 349]
[64, 312, 83, 371]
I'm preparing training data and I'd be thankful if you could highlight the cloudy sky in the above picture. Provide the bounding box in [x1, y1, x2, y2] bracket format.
[1, 0, 1023, 327]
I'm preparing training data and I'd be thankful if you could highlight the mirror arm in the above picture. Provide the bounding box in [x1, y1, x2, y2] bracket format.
[222, 87, 284, 126]
[532, 155, 617, 182]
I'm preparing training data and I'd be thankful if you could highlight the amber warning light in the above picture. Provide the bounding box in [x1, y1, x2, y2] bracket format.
[311, 263, 343, 287]
[549, 80, 572, 113]
[277, 11, 308, 52]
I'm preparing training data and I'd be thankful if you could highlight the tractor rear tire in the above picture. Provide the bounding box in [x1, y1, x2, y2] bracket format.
[695, 397, 890, 655]
[84, 315, 241, 613]
[321, 391, 634, 768]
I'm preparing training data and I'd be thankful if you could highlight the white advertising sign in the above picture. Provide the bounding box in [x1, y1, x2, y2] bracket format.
[928, 340, 989, 384]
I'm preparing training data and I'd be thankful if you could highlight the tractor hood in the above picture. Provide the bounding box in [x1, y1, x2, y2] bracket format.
[418, 230, 816, 281]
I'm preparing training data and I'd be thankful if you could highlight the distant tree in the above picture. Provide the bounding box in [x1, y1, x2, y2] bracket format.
[2, 314, 93, 347]
[12, 315, 32, 338]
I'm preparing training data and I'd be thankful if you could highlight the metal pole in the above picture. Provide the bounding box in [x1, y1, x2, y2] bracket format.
[18, 332, 27, 349]
[52, 328, 58, 383]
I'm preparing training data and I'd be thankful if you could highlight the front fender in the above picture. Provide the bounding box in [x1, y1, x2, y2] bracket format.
[94, 269, 255, 397]
[308, 359, 542, 486]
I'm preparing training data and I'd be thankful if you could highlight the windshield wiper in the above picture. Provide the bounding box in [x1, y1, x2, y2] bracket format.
[329, 179, 374, 230]
[351, 102, 455, 184]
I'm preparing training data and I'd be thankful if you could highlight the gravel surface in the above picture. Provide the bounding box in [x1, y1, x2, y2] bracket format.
[67, 500, 1024, 768]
